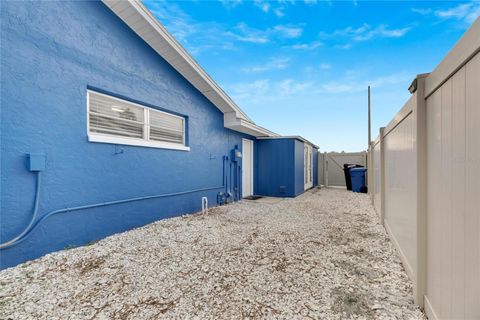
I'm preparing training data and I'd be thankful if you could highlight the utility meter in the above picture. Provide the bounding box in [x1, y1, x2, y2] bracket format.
[231, 147, 242, 162]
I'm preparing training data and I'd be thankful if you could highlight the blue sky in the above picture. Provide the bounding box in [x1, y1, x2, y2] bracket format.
[143, 0, 479, 151]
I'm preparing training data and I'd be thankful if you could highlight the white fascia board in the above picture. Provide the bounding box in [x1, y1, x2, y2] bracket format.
[103, 0, 281, 138]
[102, 0, 252, 122]
[237, 119, 279, 137]
[224, 112, 278, 137]
[223, 112, 239, 126]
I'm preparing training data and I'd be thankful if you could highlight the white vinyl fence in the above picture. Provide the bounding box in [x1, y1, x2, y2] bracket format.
[318, 152, 366, 187]
[368, 19, 479, 320]
[371, 135, 383, 216]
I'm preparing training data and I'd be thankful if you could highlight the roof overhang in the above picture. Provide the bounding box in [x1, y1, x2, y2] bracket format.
[257, 136, 319, 149]
[223, 112, 278, 137]
[102, 0, 278, 138]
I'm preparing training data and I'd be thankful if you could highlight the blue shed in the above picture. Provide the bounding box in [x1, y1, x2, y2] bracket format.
[256, 137, 319, 197]
[0, 0, 319, 268]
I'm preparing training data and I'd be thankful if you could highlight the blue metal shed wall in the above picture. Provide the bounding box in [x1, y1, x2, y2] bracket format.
[313, 148, 319, 186]
[256, 139, 296, 197]
[293, 140, 305, 196]
[0, 1, 254, 268]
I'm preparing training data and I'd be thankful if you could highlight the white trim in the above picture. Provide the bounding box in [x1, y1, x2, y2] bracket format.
[304, 143, 313, 190]
[87, 90, 188, 151]
[236, 119, 278, 137]
[102, 0, 280, 139]
[223, 112, 279, 137]
[242, 138, 254, 198]
[86, 89, 90, 137]
[102, 0, 251, 121]
[88, 133, 190, 151]
[87, 90, 186, 123]
[144, 107, 149, 140]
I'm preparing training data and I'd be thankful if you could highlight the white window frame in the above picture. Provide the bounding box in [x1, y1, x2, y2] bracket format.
[87, 90, 189, 151]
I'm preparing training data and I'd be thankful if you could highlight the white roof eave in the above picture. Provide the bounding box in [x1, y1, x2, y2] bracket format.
[224, 112, 279, 137]
[103, 0, 281, 138]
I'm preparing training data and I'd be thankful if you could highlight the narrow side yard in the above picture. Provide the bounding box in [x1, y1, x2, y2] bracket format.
[0, 188, 425, 319]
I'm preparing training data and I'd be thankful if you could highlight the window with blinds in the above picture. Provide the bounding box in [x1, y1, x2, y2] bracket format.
[87, 91, 188, 151]
[149, 108, 184, 144]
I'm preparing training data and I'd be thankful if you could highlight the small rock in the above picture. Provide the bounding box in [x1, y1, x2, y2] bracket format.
[371, 303, 384, 310]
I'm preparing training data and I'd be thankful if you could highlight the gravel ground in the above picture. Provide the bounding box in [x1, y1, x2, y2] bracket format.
[0, 188, 425, 320]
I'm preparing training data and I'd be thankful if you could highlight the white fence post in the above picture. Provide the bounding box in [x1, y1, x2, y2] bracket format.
[323, 152, 329, 187]
[379, 127, 385, 227]
[366, 148, 370, 190]
[415, 74, 428, 308]
[318, 151, 324, 186]
[368, 21, 479, 317]
[365, 141, 375, 198]
[368, 142, 374, 202]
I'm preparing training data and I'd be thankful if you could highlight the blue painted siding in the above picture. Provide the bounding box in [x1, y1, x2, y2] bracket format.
[256, 139, 296, 197]
[0, 1, 254, 268]
[256, 138, 313, 197]
[293, 140, 305, 196]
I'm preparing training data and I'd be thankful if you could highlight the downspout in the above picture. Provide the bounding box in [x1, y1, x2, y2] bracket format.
[223, 155, 227, 194]
[234, 161, 238, 201]
[238, 164, 242, 199]
[229, 162, 233, 200]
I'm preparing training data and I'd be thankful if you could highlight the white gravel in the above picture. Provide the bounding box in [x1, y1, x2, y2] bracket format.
[0, 188, 425, 320]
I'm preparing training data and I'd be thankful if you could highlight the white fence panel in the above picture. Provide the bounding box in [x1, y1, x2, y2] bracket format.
[372, 139, 381, 215]
[368, 19, 479, 320]
[319, 152, 366, 187]
[317, 152, 325, 185]
[425, 51, 480, 320]
[383, 97, 417, 281]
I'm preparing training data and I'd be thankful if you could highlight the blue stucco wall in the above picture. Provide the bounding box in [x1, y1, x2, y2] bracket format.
[255, 138, 313, 197]
[0, 1, 255, 268]
[256, 139, 296, 197]
[293, 139, 305, 196]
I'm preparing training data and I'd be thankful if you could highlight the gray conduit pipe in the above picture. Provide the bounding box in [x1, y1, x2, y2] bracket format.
[238, 164, 241, 200]
[1, 177, 224, 250]
[0, 172, 41, 249]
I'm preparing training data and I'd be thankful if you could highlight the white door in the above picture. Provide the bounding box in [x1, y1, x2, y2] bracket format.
[304, 144, 313, 190]
[242, 139, 254, 198]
